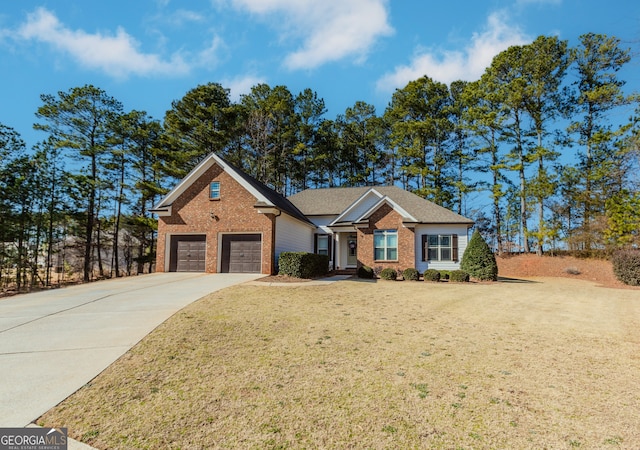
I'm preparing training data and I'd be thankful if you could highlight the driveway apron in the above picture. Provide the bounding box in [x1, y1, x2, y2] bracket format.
[0, 272, 260, 427]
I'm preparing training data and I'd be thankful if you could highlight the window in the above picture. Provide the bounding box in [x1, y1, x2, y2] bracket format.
[314, 234, 332, 258]
[210, 181, 220, 199]
[423, 234, 458, 261]
[317, 235, 329, 256]
[374, 230, 398, 261]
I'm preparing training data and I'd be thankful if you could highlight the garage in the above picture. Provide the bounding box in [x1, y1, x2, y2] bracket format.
[169, 235, 206, 272]
[221, 234, 262, 273]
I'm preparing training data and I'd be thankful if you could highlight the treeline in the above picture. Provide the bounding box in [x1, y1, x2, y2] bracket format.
[1, 32, 639, 292]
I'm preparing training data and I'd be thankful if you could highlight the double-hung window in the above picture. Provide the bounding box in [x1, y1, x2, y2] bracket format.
[316, 235, 330, 256]
[210, 181, 220, 200]
[423, 234, 458, 261]
[374, 229, 398, 261]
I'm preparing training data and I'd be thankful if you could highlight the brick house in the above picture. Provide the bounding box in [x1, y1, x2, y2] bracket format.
[151, 153, 474, 275]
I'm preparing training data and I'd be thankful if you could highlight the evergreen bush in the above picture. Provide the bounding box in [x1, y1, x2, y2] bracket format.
[278, 252, 329, 278]
[450, 270, 470, 282]
[423, 269, 441, 282]
[357, 265, 375, 279]
[461, 230, 498, 281]
[402, 267, 420, 281]
[379, 268, 398, 280]
[612, 250, 640, 286]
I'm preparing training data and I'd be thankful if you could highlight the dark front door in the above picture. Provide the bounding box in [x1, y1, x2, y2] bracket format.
[171, 235, 206, 272]
[221, 234, 262, 273]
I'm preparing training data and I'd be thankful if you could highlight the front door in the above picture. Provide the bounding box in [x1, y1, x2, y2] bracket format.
[347, 234, 357, 267]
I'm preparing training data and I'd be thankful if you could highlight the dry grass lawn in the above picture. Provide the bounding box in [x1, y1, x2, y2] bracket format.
[40, 277, 640, 449]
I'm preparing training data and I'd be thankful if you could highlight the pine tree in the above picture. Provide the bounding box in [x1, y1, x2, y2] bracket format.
[461, 229, 498, 281]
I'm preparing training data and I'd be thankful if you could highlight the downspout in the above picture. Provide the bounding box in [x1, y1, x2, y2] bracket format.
[332, 234, 336, 271]
[271, 210, 281, 275]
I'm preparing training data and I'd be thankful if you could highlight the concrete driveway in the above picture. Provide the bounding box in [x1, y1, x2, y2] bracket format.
[0, 272, 260, 427]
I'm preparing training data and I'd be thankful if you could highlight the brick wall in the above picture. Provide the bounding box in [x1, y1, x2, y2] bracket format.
[156, 163, 275, 274]
[357, 203, 415, 271]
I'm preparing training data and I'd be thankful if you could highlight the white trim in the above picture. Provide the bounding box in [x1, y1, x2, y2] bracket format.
[150, 205, 172, 216]
[165, 232, 207, 272]
[329, 188, 383, 226]
[152, 153, 275, 211]
[217, 232, 264, 274]
[355, 196, 418, 224]
[217, 231, 263, 273]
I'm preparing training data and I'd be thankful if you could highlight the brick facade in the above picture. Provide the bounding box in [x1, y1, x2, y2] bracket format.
[357, 203, 416, 272]
[156, 163, 276, 274]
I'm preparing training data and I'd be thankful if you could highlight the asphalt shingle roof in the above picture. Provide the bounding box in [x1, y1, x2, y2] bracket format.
[220, 157, 312, 225]
[287, 186, 474, 224]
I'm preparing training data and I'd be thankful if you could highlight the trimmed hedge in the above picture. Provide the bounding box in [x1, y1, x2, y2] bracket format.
[278, 252, 329, 278]
[450, 270, 470, 282]
[461, 229, 498, 281]
[402, 267, 420, 281]
[423, 269, 441, 282]
[612, 250, 640, 286]
[379, 268, 398, 280]
[357, 265, 375, 279]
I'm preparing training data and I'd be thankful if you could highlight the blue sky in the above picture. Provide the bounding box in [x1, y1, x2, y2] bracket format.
[1, 0, 639, 150]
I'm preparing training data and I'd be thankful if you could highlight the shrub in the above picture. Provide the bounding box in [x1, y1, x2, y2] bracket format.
[450, 270, 470, 282]
[423, 269, 441, 282]
[612, 250, 640, 286]
[461, 230, 498, 281]
[439, 270, 451, 280]
[357, 265, 375, 279]
[278, 252, 329, 278]
[402, 267, 420, 281]
[379, 268, 398, 280]
[564, 266, 581, 275]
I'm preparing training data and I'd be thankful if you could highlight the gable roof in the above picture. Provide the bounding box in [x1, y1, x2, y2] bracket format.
[150, 153, 312, 226]
[287, 186, 474, 225]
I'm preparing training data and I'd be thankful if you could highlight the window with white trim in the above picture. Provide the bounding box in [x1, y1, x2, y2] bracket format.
[374, 229, 398, 261]
[422, 234, 458, 261]
[210, 181, 220, 199]
[317, 235, 329, 256]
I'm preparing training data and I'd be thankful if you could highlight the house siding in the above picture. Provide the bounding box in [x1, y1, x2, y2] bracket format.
[275, 213, 314, 267]
[415, 224, 470, 273]
[357, 203, 415, 272]
[156, 163, 276, 274]
[337, 190, 381, 223]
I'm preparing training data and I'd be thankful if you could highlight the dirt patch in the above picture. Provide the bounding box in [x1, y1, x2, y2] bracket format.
[255, 274, 312, 283]
[497, 253, 636, 289]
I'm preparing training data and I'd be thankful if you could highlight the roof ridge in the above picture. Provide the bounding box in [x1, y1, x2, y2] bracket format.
[217, 155, 312, 225]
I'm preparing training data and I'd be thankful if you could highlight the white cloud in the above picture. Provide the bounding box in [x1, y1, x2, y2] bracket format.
[376, 11, 530, 92]
[229, 0, 394, 70]
[168, 9, 206, 26]
[197, 34, 225, 67]
[516, 0, 561, 5]
[222, 74, 267, 102]
[15, 8, 190, 78]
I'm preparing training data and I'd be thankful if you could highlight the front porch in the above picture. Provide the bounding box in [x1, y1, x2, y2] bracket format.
[333, 231, 359, 270]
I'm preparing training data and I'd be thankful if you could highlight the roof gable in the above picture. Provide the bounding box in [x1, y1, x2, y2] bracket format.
[288, 186, 474, 225]
[151, 153, 311, 226]
[330, 188, 383, 225]
[355, 194, 418, 224]
[329, 188, 419, 226]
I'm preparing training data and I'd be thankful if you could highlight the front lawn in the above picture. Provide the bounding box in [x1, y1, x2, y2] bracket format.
[40, 278, 640, 449]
